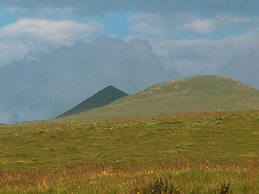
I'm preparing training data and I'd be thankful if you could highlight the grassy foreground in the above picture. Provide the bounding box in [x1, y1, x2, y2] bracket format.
[0, 111, 258, 193]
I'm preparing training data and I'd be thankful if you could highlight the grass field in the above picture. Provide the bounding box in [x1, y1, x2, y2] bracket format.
[0, 111, 258, 193]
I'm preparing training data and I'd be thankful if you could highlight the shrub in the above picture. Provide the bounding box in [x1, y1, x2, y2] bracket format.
[212, 182, 231, 194]
[134, 178, 181, 194]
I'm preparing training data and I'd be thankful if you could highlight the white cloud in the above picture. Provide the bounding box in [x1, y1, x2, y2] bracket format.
[152, 31, 259, 79]
[0, 18, 101, 66]
[180, 19, 216, 33]
[0, 18, 100, 45]
[129, 13, 166, 39]
[180, 15, 259, 33]
[130, 13, 259, 36]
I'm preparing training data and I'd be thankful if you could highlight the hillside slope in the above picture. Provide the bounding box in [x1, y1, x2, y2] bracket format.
[59, 75, 259, 121]
[58, 86, 128, 118]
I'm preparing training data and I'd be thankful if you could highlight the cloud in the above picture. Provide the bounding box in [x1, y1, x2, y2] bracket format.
[0, 1, 258, 123]
[7, 6, 77, 18]
[130, 23, 164, 38]
[129, 13, 163, 39]
[0, 42, 28, 65]
[180, 19, 216, 33]
[3, 2, 259, 41]
[130, 13, 259, 37]
[219, 48, 259, 89]
[152, 31, 259, 88]
[0, 18, 98, 44]
[180, 15, 259, 33]
[0, 18, 100, 66]
[0, 37, 179, 123]
[3, 0, 259, 17]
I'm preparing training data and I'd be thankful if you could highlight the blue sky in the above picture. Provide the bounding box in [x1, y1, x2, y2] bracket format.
[0, 7, 17, 26]
[0, 0, 258, 122]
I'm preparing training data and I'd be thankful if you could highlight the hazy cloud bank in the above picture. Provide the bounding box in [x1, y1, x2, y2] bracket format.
[0, 37, 178, 123]
[0, 33, 258, 123]
[153, 31, 259, 88]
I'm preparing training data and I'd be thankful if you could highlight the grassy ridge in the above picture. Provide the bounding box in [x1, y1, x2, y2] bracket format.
[60, 75, 259, 122]
[0, 111, 258, 193]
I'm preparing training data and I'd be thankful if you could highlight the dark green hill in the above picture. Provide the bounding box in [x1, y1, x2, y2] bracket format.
[59, 75, 259, 121]
[57, 86, 128, 118]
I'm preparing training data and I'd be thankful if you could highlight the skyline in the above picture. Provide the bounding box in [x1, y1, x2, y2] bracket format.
[0, 1, 258, 122]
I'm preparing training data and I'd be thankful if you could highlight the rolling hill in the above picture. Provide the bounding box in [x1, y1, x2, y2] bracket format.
[58, 75, 259, 121]
[57, 85, 128, 118]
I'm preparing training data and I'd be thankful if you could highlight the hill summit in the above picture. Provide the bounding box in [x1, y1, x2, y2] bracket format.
[136, 75, 255, 97]
[58, 86, 128, 118]
[58, 75, 259, 121]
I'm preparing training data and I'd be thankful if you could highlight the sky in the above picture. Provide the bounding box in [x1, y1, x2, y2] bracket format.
[0, 0, 258, 123]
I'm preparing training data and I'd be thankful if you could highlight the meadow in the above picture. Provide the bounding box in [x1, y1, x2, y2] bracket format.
[0, 111, 258, 193]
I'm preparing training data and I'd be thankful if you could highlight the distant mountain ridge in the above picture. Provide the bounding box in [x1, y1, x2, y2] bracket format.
[58, 86, 128, 118]
[58, 75, 259, 121]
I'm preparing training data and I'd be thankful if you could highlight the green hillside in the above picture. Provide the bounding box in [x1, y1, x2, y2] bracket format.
[57, 86, 128, 118]
[59, 75, 259, 121]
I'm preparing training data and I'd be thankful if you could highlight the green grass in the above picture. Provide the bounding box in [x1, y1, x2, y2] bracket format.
[60, 75, 259, 122]
[0, 111, 258, 193]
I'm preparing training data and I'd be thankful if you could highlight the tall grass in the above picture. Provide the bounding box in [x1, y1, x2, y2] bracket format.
[0, 160, 258, 193]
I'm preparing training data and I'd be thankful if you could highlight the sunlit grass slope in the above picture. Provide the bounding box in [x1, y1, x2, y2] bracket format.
[0, 111, 258, 193]
[60, 75, 259, 122]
